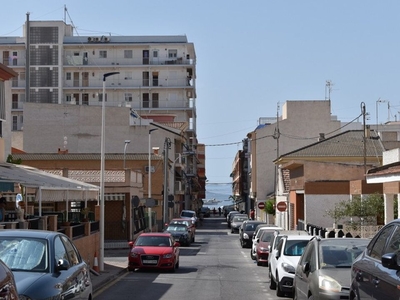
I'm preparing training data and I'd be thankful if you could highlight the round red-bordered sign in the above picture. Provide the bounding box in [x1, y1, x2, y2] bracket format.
[276, 201, 287, 212]
[257, 202, 265, 209]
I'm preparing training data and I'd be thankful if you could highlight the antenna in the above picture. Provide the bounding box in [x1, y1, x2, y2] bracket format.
[325, 80, 333, 100]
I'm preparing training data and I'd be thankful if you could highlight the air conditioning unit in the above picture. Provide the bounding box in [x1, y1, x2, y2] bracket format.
[94, 37, 100, 42]
[87, 37, 92, 42]
[104, 37, 110, 42]
[145, 166, 155, 173]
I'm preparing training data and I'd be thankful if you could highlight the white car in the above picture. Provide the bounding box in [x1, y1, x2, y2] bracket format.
[269, 233, 312, 297]
[250, 225, 282, 260]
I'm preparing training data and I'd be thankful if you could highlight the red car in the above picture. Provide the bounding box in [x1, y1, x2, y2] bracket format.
[256, 229, 275, 266]
[168, 218, 196, 243]
[128, 232, 180, 272]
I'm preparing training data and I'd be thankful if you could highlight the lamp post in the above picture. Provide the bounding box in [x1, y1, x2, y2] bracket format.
[100, 71, 119, 272]
[123, 140, 130, 169]
[148, 128, 158, 232]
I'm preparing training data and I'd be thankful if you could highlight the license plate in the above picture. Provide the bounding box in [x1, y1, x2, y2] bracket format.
[143, 260, 157, 264]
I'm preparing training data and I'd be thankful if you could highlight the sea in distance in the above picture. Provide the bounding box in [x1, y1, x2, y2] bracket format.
[204, 182, 234, 209]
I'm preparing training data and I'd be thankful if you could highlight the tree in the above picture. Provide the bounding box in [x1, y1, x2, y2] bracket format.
[324, 193, 384, 227]
[264, 199, 276, 216]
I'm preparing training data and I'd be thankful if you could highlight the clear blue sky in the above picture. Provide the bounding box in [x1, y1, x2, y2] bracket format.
[2, 1, 400, 184]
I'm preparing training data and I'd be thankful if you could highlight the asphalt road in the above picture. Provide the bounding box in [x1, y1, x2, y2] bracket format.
[95, 216, 292, 300]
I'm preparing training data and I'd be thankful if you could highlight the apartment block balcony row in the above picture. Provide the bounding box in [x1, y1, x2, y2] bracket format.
[65, 56, 195, 67]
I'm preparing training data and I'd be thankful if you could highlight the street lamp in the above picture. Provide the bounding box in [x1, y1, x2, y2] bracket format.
[123, 140, 130, 169]
[148, 128, 158, 232]
[100, 71, 119, 272]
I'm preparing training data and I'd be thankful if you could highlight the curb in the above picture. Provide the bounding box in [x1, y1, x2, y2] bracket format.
[92, 265, 128, 293]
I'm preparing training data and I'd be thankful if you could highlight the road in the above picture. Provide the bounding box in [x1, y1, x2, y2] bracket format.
[95, 216, 292, 300]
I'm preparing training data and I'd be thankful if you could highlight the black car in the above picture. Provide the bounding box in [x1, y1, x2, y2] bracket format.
[164, 223, 192, 246]
[239, 220, 267, 248]
[294, 236, 369, 300]
[350, 220, 400, 300]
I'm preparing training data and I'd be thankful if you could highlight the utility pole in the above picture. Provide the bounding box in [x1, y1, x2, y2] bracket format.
[361, 102, 367, 175]
[163, 138, 171, 229]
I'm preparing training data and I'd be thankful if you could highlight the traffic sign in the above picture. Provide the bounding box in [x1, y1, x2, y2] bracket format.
[257, 202, 265, 209]
[276, 201, 287, 212]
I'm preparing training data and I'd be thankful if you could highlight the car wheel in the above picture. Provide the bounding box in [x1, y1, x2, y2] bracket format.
[170, 261, 176, 273]
[176, 260, 180, 269]
[256, 260, 262, 266]
[250, 249, 255, 260]
[276, 273, 284, 297]
[269, 269, 276, 290]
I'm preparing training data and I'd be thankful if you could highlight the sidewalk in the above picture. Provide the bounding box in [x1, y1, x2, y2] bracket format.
[91, 243, 129, 293]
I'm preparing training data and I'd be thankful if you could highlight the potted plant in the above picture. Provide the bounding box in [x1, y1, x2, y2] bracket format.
[80, 207, 91, 222]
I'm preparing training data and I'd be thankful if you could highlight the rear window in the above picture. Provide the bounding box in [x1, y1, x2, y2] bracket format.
[181, 211, 195, 218]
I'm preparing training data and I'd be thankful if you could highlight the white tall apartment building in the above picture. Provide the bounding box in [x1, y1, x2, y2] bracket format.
[0, 19, 197, 150]
[0, 18, 202, 210]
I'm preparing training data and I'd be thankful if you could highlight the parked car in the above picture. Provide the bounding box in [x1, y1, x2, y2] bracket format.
[164, 223, 192, 246]
[239, 220, 266, 248]
[168, 218, 196, 243]
[251, 225, 281, 260]
[0, 259, 18, 299]
[255, 229, 277, 266]
[128, 232, 180, 272]
[200, 207, 211, 217]
[268, 230, 310, 267]
[230, 214, 249, 233]
[294, 236, 369, 300]
[180, 210, 198, 226]
[350, 220, 400, 300]
[227, 211, 240, 228]
[269, 234, 313, 297]
[0, 229, 92, 300]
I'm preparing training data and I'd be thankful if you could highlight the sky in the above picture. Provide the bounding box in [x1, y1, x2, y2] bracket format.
[2, 1, 400, 184]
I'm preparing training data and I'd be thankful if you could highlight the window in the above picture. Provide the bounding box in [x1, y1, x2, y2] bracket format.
[54, 236, 68, 264]
[12, 94, 18, 109]
[66, 94, 72, 102]
[142, 93, 149, 108]
[152, 93, 159, 108]
[66, 72, 71, 80]
[124, 50, 133, 59]
[168, 49, 177, 58]
[369, 225, 395, 259]
[153, 50, 158, 58]
[61, 236, 81, 266]
[99, 93, 107, 102]
[99, 50, 107, 58]
[125, 93, 133, 102]
[142, 72, 149, 86]
[12, 116, 17, 131]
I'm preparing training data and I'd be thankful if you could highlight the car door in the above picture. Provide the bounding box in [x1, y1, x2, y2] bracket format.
[353, 225, 395, 300]
[295, 240, 314, 299]
[371, 225, 400, 300]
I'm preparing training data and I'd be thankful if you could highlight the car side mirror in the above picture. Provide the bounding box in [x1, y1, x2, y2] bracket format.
[174, 241, 180, 247]
[301, 262, 310, 273]
[57, 258, 70, 271]
[256, 238, 260, 243]
[129, 241, 135, 249]
[382, 252, 400, 270]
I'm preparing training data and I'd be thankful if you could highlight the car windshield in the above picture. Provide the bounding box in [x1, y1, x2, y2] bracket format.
[167, 225, 188, 232]
[245, 224, 256, 231]
[284, 240, 309, 256]
[320, 242, 367, 268]
[135, 236, 172, 247]
[0, 238, 48, 272]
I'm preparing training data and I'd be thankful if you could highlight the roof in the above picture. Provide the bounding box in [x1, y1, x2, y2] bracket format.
[63, 35, 189, 44]
[366, 161, 400, 184]
[275, 130, 385, 163]
[0, 162, 99, 191]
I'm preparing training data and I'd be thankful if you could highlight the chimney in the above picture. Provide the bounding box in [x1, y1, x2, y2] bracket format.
[152, 147, 160, 155]
[318, 133, 325, 141]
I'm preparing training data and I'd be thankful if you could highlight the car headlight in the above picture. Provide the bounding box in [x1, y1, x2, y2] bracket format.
[319, 275, 342, 292]
[281, 262, 295, 273]
[243, 233, 249, 239]
[130, 252, 139, 258]
[163, 253, 173, 259]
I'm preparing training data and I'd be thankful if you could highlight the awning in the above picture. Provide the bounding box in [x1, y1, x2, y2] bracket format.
[0, 162, 99, 191]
